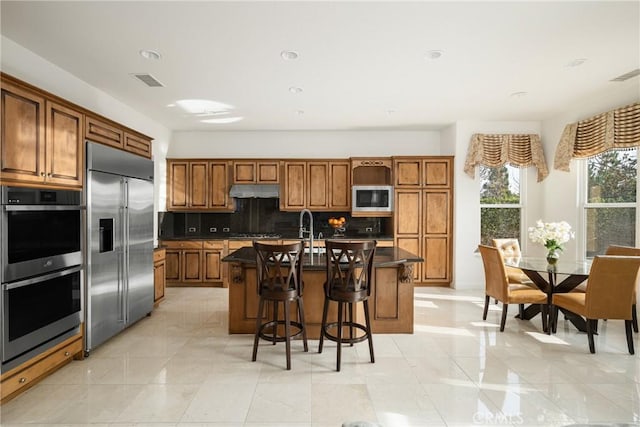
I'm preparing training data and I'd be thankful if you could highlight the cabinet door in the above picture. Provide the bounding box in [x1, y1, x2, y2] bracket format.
[233, 161, 256, 183]
[124, 132, 152, 159]
[0, 81, 45, 184]
[396, 237, 421, 281]
[189, 161, 208, 209]
[394, 158, 422, 187]
[329, 161, 350, 210]
[281, 162, 306, 210]
[167, 161, 188, 209]
[423, 190, 450, 235]
[423, 236, 449, 282]
[257, 161, 279, 183]
[423, 158, 451, 188]
[307, 161, 329, 210]
[209, 161, 231, 209]
[165, 250, 181, 282]
[45, 101, 83, 187]
[85, 115, 123, 149]
[395, 190, 422, 235]
[154, 260, 166, 303]
[203, 249, 223, 282]
[182, 249, 202, 282]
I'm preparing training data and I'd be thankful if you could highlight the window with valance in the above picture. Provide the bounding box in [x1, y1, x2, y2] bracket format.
[554, 102, 640, 171]
[464, 133, 549, 182]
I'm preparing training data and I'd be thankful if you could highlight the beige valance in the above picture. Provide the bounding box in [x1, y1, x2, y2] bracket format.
[464, 133, 549, 182]
[554, 102, 640, 171]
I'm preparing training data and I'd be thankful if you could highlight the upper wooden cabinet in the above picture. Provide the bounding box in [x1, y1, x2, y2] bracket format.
[394, 157, 452, 188]
[167, 159, 233, 211]
[85, 115, 123, 149]
[351, 158, 392, 186]
[0, 79, 83, 189]
[280, 160, 350, 211]
[233, 160, 279, 184]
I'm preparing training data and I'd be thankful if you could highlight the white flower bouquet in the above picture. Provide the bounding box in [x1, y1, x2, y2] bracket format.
[528, 220, 575, 253]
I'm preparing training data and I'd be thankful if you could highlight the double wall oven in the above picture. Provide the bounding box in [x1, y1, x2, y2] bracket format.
[1, 186, 83, 371]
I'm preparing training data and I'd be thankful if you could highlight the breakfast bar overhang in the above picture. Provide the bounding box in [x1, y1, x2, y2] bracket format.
[223, 246, 424, 338]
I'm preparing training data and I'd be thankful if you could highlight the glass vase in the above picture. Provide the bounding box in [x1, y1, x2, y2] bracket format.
[546, 249, 560, 265]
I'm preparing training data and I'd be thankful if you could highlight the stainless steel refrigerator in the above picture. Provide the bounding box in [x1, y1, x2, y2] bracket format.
[85, 142, 154, 353]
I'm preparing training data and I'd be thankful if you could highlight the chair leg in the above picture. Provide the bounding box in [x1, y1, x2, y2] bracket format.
[284, 299, 291, 370]
[272, 301, 278, 345]
[500, 304, 508, 332]
[252, 297, 265, 362]
[318, 297, 329, 354]
[626, 320, 635, 355]
[586, 318, 596, 354]
[633, 304, 638, 333]
[336, 301, 343, 372]
[348, 303, 354, 347]
[483, 295, 490, 320]
[297, 297, 308, 352]
[519, 304, 525, 319]
[363, 299, 375, 364]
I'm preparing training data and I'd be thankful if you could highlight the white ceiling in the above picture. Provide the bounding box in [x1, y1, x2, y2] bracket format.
[1, 1, 639, 132]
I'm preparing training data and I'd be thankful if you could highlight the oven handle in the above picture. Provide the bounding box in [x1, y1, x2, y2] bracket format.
[2, 265, 82, 291]
[4, 205, 85, 212]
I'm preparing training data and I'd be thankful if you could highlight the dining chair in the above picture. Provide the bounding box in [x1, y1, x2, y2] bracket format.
[252, 240, 308, 370]
[492, 238, 536, 289]
[318, 240, 376, 371]
[550, 255, 640, 354]
[604, 245, 640, 332]
[478, 245, 548, 332]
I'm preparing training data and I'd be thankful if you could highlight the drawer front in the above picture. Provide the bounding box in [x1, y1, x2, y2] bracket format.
[161, 241, 203, 250]
[153, 248, 166, 262]
[124, 132, 152, 158]
[203, 240, 225, 250]
[1, 337, 82, 400]
[85, 116, 123, 148]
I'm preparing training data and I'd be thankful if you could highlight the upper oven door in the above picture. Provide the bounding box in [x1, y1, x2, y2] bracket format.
[2, 204, 83, 282]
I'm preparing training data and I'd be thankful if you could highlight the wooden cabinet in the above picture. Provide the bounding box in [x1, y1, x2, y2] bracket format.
[280, 160, 351, 211]
[124, 132, 151, 159]
[394, 157, 453, 285]
[85, 114, 123, 149]
[1, 331, 83, 403]
[0, 79, 83, 189]
[162, 240, 226, 287]
[233, 160, 279, 184]
[166, 159, 233, 211]
[153, 248, 166, 306]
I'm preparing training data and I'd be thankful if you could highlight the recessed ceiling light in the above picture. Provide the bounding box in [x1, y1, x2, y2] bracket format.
[425, 50, 444, 60]
[201, 117, 244, 124]
[566, 58, 587, 67]
[289, 86, 303, 94]
[175, 99, 233, 114]
[510, 91, 528, 98]
[281, 50, 299, 60]
[166, 103, 175, 108]
[139, 49, 161, 60]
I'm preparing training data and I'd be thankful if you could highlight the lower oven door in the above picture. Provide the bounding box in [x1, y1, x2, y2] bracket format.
[2, 266, 82, 363]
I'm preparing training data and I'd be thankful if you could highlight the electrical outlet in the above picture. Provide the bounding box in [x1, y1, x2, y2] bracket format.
[223, 227, 230, 232]
[365, 227, 373, 232]
[188, 227, 196, 233]
[209, 227, 217, 233]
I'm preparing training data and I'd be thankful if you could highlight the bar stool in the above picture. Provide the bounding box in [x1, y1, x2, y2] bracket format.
[318, 240, 377, 371]
[252, 240, 308, 370]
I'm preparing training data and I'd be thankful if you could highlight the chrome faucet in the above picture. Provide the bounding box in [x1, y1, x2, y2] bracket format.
[299, 209, 314, 263]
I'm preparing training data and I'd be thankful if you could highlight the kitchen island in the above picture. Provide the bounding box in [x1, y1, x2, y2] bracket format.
[223, 246, 423, 338]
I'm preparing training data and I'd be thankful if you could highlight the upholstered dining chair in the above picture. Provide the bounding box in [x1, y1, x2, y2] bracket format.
[492, 238, 535, 289]
[550, 255, 640, 354]
[478, 245, 548, 332]
[603, 245, 640, 333]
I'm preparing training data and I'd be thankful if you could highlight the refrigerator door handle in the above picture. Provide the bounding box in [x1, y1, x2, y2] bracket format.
[123, 178, 130, 324]
[117, 201, 125, 324]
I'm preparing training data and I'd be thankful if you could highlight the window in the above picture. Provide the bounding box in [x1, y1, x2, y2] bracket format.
[583, 149, 638, 257]
[480, 164, 522, 245]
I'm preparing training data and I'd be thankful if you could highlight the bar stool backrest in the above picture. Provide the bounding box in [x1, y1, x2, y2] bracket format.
[325, 240, 376, 301]
[254, 241, 304, 297]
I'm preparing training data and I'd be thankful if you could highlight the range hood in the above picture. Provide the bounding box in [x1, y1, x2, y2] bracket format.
[229, 184, 280, 198]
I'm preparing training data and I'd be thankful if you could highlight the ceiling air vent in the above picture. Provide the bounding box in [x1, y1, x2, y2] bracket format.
[610, 69, 640, 82]
[130, 73, 164, 87]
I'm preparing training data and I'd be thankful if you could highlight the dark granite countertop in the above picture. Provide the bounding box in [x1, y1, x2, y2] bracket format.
[159, 235, 394, 241]
[222, 246, 423, 270]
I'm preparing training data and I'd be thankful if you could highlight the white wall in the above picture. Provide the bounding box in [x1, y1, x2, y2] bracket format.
[169, 130, 441, 158]
[1, 36, 171, 244]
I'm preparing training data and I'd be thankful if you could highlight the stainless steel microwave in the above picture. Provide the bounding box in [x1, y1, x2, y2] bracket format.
[352, 185, 393, 212]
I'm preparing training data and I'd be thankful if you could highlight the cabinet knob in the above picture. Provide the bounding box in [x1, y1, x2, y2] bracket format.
[40, 172, 45, 177]
[64, 351, 70, 356]
[47, 173, 52, 177]
[19, 377, 27, 383]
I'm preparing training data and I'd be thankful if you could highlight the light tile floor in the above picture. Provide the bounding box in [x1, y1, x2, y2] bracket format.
[1, 286, 639, 426]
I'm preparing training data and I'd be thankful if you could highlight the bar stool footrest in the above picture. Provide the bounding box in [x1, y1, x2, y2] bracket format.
[321, 321, 370, 345]
[258, 320, 305, 343]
